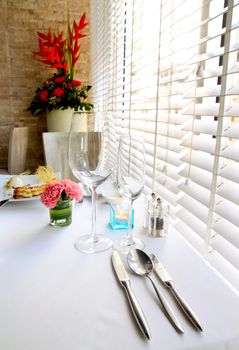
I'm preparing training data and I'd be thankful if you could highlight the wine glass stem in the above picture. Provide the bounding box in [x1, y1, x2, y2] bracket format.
[127, 200, 133, 243]
[90, 186, 98, 243]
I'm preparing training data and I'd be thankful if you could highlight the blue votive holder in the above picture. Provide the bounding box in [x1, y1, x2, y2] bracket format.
[110, 202, 134, 230]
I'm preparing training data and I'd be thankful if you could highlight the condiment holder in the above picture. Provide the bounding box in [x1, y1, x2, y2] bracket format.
[144, 193, 169, 237]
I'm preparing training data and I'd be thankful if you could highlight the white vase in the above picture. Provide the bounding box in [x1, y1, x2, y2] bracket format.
[46, 108, 73, 132]
[46, 109, 89, 132]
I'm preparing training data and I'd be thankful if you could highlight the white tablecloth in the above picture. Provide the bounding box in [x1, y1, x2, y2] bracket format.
[0, 197, 239, 350]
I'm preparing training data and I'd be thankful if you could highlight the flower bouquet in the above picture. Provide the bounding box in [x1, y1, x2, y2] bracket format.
[27, 12, 93, 116]
[40, 179, 83, 227]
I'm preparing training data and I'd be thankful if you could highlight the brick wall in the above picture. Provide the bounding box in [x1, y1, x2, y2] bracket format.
[0, 0, 90, 170]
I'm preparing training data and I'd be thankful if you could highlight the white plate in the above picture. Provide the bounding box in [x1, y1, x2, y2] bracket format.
[0, 175, 42, 202]
[11, 195, 40, 202]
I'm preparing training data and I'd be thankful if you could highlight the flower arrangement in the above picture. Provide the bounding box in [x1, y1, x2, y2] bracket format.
[27, 12, 93, 116]
[27, 72, 93, 116]
[40, 179, 83, 208]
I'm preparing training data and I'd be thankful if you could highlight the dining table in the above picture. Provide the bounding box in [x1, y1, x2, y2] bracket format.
[0, 195, 239, 350]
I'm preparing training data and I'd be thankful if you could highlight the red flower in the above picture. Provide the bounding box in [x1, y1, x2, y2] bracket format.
[73, 13, 88, 40]
[39, 90, 48, 101]
[32, 13, 88, 78]
[55, 76, 65, 83]
[67, 80, 81, 89]
[53, 87, 65, 97]
[37, 29, 52, 42]
[73, 80, 81, 86]
[67, 82, 74, 89]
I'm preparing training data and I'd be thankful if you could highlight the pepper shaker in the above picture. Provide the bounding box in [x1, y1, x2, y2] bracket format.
[144, 193, 169, 237]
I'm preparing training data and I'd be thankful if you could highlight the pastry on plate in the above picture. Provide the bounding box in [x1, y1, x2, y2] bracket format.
[13, 184, 46, 199]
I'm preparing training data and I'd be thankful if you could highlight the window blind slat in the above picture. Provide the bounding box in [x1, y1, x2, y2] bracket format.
[213, 217, 239, 249]
[91, 0, 239, 291]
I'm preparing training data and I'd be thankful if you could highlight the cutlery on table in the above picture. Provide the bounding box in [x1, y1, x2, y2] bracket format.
[0, 197, 12, 208]
[0, 187, 14, 208]
[111, 250, 151, 340]
[150, 253, 203, 331]
[127, 249, 184, 333]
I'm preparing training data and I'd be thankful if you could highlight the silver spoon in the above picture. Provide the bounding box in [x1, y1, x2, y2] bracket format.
[127, 249, 184, 333]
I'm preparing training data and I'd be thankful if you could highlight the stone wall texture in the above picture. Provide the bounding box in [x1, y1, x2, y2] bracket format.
[0, 0, 90, 170]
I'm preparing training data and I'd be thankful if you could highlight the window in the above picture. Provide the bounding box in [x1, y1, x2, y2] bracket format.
[90, 0, 239, 292]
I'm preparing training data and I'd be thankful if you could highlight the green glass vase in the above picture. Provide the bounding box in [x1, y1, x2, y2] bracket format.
[49, 197, 72, 227]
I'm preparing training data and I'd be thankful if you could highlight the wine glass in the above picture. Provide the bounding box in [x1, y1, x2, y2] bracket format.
[68, 111, 113, 253]
[114, 135, 145, 254]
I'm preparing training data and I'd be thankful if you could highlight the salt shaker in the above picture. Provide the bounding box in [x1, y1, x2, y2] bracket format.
[144, 193, 169, 237]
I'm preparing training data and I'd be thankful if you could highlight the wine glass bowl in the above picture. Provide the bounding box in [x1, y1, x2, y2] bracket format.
[115, 135, 145, 253]
[70, 132, 112, 186]
[68, 111, 113, 253]
[118, 177, 144, 201]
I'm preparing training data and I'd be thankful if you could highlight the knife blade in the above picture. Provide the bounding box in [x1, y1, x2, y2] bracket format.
[112, 250, 151, 340]
[150, 253, 203, 331]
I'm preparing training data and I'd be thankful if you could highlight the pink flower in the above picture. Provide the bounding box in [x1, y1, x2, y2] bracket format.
[40, 179, 83, 208]
[40, 182, 64, 208]
[62, 179, 83, 202]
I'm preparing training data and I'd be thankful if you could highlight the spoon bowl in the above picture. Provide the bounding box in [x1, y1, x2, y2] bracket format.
[127, 248, 153, 276]
[127, 249, 184, 333]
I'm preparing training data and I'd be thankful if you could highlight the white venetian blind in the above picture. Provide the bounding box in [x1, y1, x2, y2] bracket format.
[90, 0, 239, 292]
[175, 0, 239, 291]
[90, 0, 134, 170]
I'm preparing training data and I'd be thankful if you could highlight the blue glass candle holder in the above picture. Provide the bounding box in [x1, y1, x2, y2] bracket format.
[110, 202, 134, 230]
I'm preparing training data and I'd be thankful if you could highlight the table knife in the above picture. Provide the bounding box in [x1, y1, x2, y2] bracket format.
[0, 188, 14, 208]
[0, 194, 12, 208]
[112, 250, 151, 340]
[150, 254, 203, 331]
[0, 199, 10, 208]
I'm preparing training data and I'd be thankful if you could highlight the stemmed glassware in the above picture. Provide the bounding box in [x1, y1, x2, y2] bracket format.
[114, 135, 145, 254]
[68, 111, 113, 253]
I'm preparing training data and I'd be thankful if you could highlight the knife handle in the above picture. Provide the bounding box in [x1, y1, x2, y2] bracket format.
[122, 280, 151, 340]
[0, 199, 10, 208]
[167, 281, 203, 331]
[147, 275, 184, 333]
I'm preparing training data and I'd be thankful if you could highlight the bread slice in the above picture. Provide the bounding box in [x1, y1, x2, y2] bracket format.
[13, 184, 46, 199]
